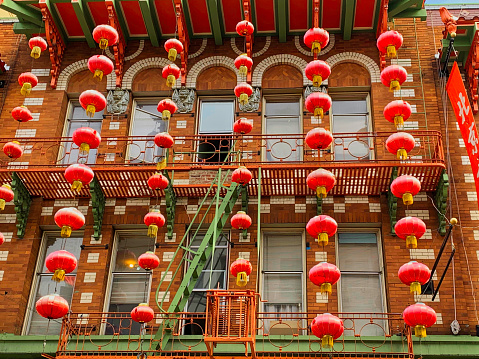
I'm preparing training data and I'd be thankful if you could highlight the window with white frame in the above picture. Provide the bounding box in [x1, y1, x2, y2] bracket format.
[337, 231, 386, 336]
[330, 94, 372, 161]
[264, 98, 302, 162]
[105, 232, 154, 335]
[61, 101, 103, 164]
[129, 100, 169, 164]
[197, 99, 235, 164]
[24, 233, 82, 335]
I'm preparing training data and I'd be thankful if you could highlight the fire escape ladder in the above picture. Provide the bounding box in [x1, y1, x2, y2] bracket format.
[154, 170, 242, 348]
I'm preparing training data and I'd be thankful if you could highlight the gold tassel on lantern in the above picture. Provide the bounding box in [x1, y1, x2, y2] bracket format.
[80, 143, 90, 154]
[394, 115, 404, 128]
[239, 65, 248, 75]
[389, 80, 400, 92]
[320, 282, 332, 294]
[168, 48, 178, 62]
[387, 45, 397, 58]
[61, 225, 72, 238]
[402, 192, 413, 205]
[0, 199, 5, 211]
[314, 107, 324, 119]
[313, 75, 323, 87]
[31, 46, 41, 59]
[147, 224, 158, 238]
[318, 232, 329, 245]
[414, 325, 427, 338]
[71, 180, 83, 193]
[410, 281, 422, 294]
[99, 38, 108, 50]
[93, 69, 104, 81]
[21, 82, 32, 96]
[239, 93, 249, 105]
[236, 272, 248, 287]
[406, 235, 417, 249]
[86, 104, 96, 118]
[157, 158, 167, 170]
[52, 269, 66, 282]
[321, 335, 334, 348]
[311, 41, 321, 54]
[316, 186, 327, 198]
[397, 148, 408, 160]
[166, 75, 175, 87]
[162, 110, 171, 121]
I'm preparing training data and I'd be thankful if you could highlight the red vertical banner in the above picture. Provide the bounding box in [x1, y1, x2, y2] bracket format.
[446, 62, 479, 203]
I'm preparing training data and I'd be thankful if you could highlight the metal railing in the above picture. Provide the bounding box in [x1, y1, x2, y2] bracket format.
[0, 131, 444, 168]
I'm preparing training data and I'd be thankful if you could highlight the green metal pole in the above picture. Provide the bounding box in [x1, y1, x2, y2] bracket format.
[210, 167, 221, 289]
[256, 167, 262, 293]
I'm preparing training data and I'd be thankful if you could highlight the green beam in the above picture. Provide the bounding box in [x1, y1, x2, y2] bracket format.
[388, 0, 417, 19]
[139, 0, 159, 46]
[71, 0, 95, 47]
[181, 0, 193, 40]
[387, 167, 398, 234]
[111, 0, 129, 41]
[392, 8, 427, 20]
[13, 22, 45, 35]
[42, 0, 67, 43]
[163, 170, 176, 240]
[206, 0, 222, 45]
[89, 177, 105, 240]
[342, 0, 355, 41]
[0, 0, 43, 26]
[277, 0, 287, 43]
[434, 170, 449, 236]
[11, 172, 31, 239]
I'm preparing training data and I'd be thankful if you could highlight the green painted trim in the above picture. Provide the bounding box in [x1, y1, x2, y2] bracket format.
[13, 21, 45, 35]
[43, 0, 68, 43]
[250, 0, 257, 36]
[11, 172, 31, 239]
[392, 8, 427, 20]
[342, 0, 355, 40]
[71, 0, 95, 47]
[434, 170, 449, 236]
[372, 0, 382, 33]
[138, 0, 159, 46]
[89, 176, 105, 240]
[276, 0, 287, 42]
[0, 0, 43, 26]
[111, 0, 129, 41]
[308, 0, 312, 29]
[206, 0, 222, 45]
[388, 167, 398, 234]
[181, 0, 194, 40]
[388, 0, 417, 19]
[148, 0, 161, 38]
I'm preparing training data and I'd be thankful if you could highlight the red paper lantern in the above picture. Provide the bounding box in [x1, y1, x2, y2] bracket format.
[54, 207, 86, 238]
[306, 215, 338, 245]
[131, 303, 155, 323]
[0, 232, 4, 246]
[18, 72, 38, 96]
[79, 90, 106, 118]
[138, 251, 160, 270]
[64, 164, 94, 193]
[391, 175, 421, 205]
[154, 132, 174, 148]
[230, 258, 252, 287]
[381, 65, 408, 91]
[403, 302, 436, 338]
[395, 216, 426, 249]
[148, 173, 169, 191]
[305, 60, 331, 87]
[384, 100, 412, 128]
[377, 30, 403, 58]
[12, 106, 33, 122]
[398, 261, 431, 294]
[45, 250, 77, 282]
[234, 54, 253, 75]
[305, 92, 332, 119]
[165, 38, 183, 61]
[93, 24, 119, 49]
[306, 168, 336, 198]
[3, 141, 23, 159]
[35, 294, 69, 320]
[236, 21, 254, 36]
[87, 55, 114, 81]
[309, 262, 341, 294]
[233, 118, 253, 134]
[162, 64, 180, 87]
[305, 128, 333, 150]
[303, 28, 330, 54]
[28, 36, 47, 59]
[234, 83, 253, 105]
[144, 210, 165, 238]
[231, 166, 252, 185]
[157, 99, 177, 121]
[311, 313, 344, 348]
[72, 127, 101, 153]
[385, 132, 415, 160]
[0, 184, 14, 210]
[231, 211, 252, 230]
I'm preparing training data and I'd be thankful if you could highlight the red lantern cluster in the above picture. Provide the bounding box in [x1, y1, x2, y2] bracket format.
[231, 211, 252, 230]
[306, 168, 336, 198]
[394, 216, 426, 249]
[398, 261, 431, 294]
[303, 28, 330, 55]
[309, 262, 340, 294]
[232, 166, 252, 185]
[154, 132, 174, 149]
[72, 127, 101, 154]
[234, 83, 253, 105]
[164, 38, 183, 62]
[162, 64, 180, 88]
[144, 210, 165, 238]
[305, 60, 331, 87]
[236, 21, 254, 36]
[3, 141, 23, 159]
[157, 99, 177, 121]
[311, 313, 344, 348]
[64, 163, 95, 193]
[233, 118, 253, 134]
[138, 252, 160, 270]
[0, 184, 14, 210]
[390, 175, 421, 205]
[305, 128, 333, 150]
[377, 30, 403, 58]
[18, 72, 38, 96]
[36, 294, 69, 320]
[380, 65, 408, 92]
[28, 36, 47, 59]
[54, 207, 86, 238]
[230, 258, 252, 287]
[306, 215, 338, 245]
[88, 55, 114, 81]
[385, 132, 415, 160]
[45, 250, 77, 282]
[403, 303, 437, 338]
[305, 92, 332, 119]
[12, 106, 33, 122]
[79, 90, 107, 118]
[384, 100, 412, 129]
[148, 173, 169, 191]
[131, 303, 155, 323]
[93, 24, 119, 49]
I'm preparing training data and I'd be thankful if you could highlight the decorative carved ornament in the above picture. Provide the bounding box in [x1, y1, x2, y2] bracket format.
[239, 87, 260, 112]
[172, 88, 195, 113]
[107, 89, 130, 114]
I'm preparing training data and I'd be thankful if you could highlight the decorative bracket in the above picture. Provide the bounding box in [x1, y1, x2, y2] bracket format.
[376, 0, 389, 70]
[312, 0, 320, 60]
[465, 30, 479, 114]
[434, 170, 449, 235]
[164, 170, 176, 240]
[242, 0, 254, 83]
[11, 172, 31, 239]
[174, 0, 189, 87]
[387, 167, 398, 234]
[89, 177, 105, 240]
[106, 0, 126, 88]
[39, 0, 65, 89]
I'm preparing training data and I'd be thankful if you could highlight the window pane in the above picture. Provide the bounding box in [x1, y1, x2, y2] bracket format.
[27, 276, 75, 335]
[194, 271, 226, 290]
[264, 235, 302, 271]
[332, 115, 368, 133]
[187, 291, 208, 312]
[62, 118, 102, 165]
[41, 236, 82, 273]
[263, 273, 302, 307]
[199, 101, 234, 134]
[332, 100, 367, 114]
[190, 233, 228, 247]
[71, 104, 104, 120]
[114, 235, 153, 272]
[108, 273, 150, 305]
[341, 274, 383, 313]
[339, 233, 377, 244]
[338, 234, 380, 272]
[265, 101, 300, 116]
